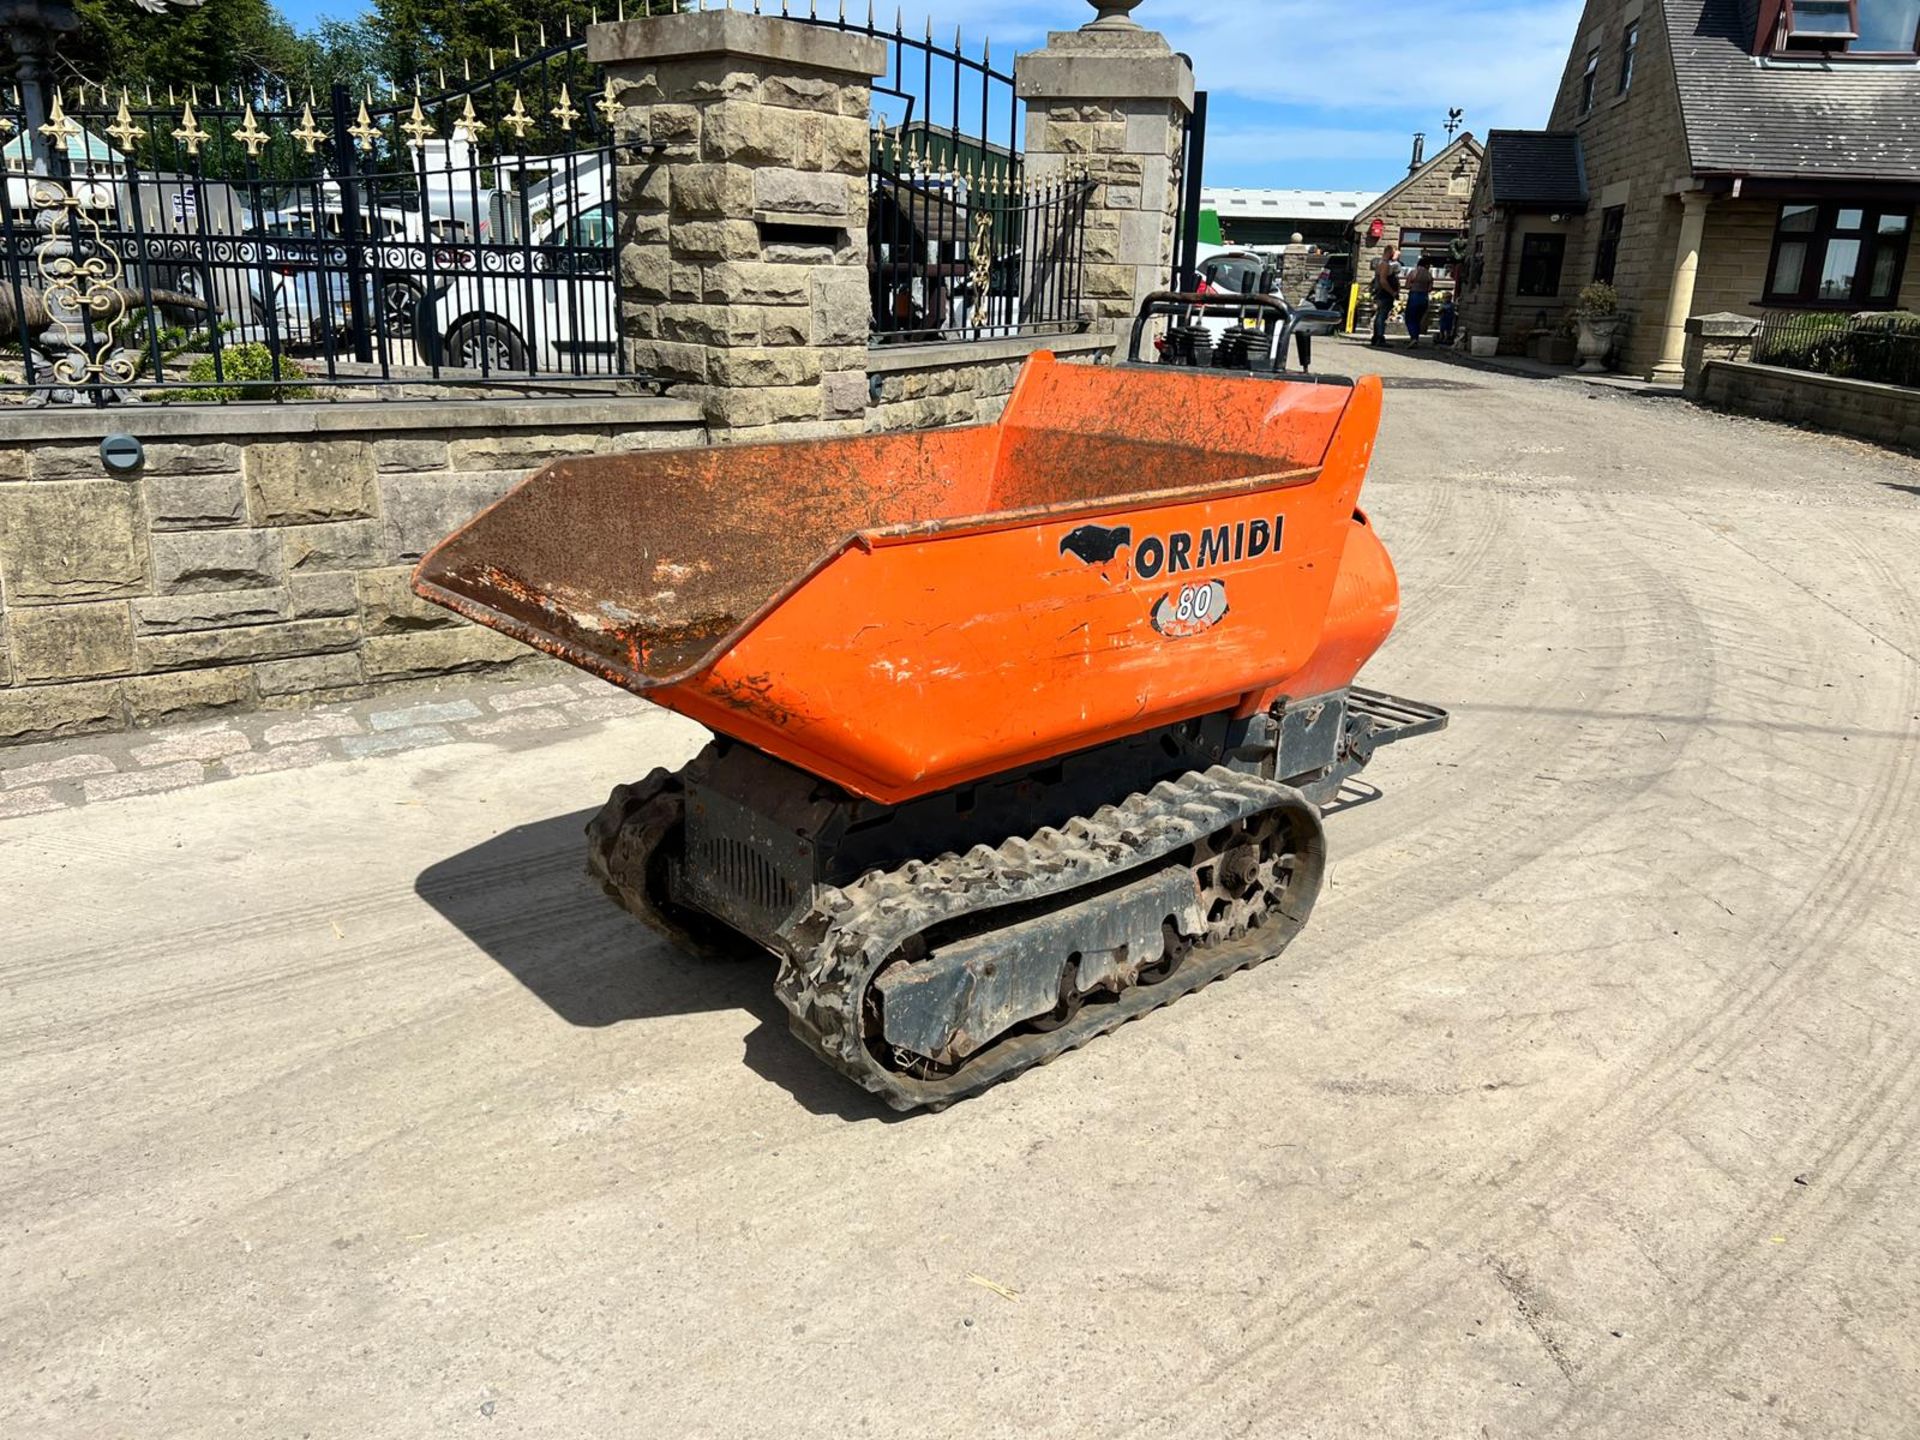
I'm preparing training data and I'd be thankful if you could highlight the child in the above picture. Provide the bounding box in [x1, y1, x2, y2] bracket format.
[1437, 290, 1458, 347]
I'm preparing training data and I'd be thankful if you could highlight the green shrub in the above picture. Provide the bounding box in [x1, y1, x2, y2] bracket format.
[1572, 281, 1619, 318]
[169, 343, 314, 402]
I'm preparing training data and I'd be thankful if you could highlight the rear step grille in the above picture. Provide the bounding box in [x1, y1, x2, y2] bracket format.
[1348, 687, 1450, 748]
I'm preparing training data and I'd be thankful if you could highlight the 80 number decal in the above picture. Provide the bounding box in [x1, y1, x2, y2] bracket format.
[1150, 580, 1229, 639]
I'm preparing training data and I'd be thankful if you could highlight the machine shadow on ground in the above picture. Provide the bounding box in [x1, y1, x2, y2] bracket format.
[414, 808, 900, 1123]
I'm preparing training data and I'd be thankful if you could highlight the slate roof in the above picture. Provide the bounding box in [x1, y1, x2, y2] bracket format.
[1484, 130, 1590, 210]
[1666, 0, 1920, 181]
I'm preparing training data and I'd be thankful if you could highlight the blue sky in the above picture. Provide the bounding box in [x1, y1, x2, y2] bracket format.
[275, 0, 1584, 193]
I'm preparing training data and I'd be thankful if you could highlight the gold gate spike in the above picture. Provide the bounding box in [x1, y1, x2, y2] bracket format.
[106, 92, 146, 151]
[502, 90, 534, 141]
[593, 77, 622, 126]
[171, 98, 210, 157]
[349, 96, 380, 152]
[292, 97, 328, 154]
[456, 95, 487, 142]
[550, 83, 580, 131]
[232, 102, 270, 158]
[401, 94, 435, 149]
[39, 92, 80, 150]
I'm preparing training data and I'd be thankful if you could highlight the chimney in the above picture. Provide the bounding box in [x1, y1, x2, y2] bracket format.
[1408, 132, 1426, 174]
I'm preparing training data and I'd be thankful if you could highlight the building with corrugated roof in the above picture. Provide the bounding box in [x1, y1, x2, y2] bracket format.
[1198, 187, 1377, 249]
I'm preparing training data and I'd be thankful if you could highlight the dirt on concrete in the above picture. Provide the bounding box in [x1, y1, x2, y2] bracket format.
[3, 345, 1918, 1438]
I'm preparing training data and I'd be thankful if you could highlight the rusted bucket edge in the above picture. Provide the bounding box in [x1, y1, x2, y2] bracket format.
[413, 457, 1336, 697]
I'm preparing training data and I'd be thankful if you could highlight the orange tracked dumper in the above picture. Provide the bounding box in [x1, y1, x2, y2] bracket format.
[416, 326, 1445, 1110]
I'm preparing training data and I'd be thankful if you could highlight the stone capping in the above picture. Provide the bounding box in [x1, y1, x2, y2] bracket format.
[1686, 312, 1762, 339]
[588, 10, 889, 75]
[0, 395, 704, 446]
[1016, 35, 1195, 109]
[865, 332, 1114, 374]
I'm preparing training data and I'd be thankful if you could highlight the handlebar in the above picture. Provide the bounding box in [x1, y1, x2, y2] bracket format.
[1127, 291, 1299, 369]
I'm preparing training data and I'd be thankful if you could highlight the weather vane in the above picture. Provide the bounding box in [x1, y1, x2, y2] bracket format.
[1444, 107, 1465, 142]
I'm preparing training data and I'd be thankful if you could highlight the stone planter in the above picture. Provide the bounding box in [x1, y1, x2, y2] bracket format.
[1468, 334, 1499, 358]
[1576, 314, 1626, 373]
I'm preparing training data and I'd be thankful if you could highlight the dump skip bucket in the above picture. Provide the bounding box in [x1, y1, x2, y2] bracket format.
[415, 353, 1397, 802]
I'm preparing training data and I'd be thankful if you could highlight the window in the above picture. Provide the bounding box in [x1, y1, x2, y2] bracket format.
[1579, 48, 1601, 114]
[1619, 23, 1640, 93]
[1517, 233, 1568, 296]
[1593, 205, 1626, 283]
[1398, 229, 1462, 275]
[1858, 0, 1920, 47]
[1765, 202, 1911, 305]
[1782, 0, 1920, 51]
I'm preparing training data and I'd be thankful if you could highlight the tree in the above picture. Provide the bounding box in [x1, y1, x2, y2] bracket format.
[368, 0, 680, 86]
[56, 0, 311, 98]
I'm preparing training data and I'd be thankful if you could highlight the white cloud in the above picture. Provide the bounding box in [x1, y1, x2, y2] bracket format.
[864, 0, 1583, 131]
[1201, 125, 1433, 167]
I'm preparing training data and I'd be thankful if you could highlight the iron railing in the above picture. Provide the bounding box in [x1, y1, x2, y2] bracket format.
[2, 3, 1113, 402]
[1752, 308, 1920, 390]
[1, 29, 645, 405]
[783, 3, 1094, 344]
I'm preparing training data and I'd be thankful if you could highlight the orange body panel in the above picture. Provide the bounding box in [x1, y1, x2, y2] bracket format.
[414, 354, 1400, 804]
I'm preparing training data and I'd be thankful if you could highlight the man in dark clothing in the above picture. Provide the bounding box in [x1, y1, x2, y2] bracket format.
[1370, 247, 1400, 347]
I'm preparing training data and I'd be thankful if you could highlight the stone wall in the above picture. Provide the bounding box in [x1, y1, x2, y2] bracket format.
[866, 333, 1114, 432]
[0, 397, 702, 742]
[1695, 360, 1920, 452]
[590, 11, 886, 444]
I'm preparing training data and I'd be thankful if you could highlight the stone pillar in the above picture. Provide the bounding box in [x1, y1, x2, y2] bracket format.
[1681, 311, 1761, 400]
[588, 12, 886, 441]
[1016, 1, 1195, 338]
[1651, 190, 1712, 385]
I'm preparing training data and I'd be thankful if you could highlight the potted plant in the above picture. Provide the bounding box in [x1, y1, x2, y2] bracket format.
[1572, 282, 1626, 373]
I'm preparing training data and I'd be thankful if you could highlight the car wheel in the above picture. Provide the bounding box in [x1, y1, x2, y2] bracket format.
[445, 316, 528, 372]
[378, 279, 422, 339]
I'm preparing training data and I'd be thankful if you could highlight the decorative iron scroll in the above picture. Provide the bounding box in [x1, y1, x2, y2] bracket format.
[29, 178, 138, 393]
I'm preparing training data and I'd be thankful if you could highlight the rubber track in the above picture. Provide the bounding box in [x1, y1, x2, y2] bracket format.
[772, 766, 1325, 1112]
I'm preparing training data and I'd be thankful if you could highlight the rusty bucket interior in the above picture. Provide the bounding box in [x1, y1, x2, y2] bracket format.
[413, 353, 1360, 688]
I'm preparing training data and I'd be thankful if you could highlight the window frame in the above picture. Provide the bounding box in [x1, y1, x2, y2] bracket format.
[1780, 0, 1920, 54]
[1593, 205, 1627, 284]
[1517, 232, 1569, 298]
[1761, 201, 1913, 307]
[1618, 22, 1640, 93]
[1579, 47, 1601, 115]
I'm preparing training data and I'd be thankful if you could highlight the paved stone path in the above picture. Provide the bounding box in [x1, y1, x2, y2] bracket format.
[0, 665, 648, 822]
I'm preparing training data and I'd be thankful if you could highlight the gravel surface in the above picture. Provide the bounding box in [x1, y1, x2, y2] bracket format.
[4, 345, 1918, 1437]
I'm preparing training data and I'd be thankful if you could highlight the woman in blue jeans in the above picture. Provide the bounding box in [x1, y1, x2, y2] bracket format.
[1404, 258, 1435, 345]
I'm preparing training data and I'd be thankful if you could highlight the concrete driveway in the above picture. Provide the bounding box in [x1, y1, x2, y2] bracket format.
[5, 348, 1919, 1438]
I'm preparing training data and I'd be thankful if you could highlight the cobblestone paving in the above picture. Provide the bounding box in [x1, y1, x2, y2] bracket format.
[0, 665, 647, 822]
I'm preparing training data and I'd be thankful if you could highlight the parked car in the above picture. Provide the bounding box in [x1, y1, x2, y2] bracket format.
[417, 184, 616, 374]
[244, 203, 433, 345]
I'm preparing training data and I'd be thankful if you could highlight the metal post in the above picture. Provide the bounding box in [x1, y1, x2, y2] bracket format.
[1177, 89, 1207, 291]
[329, 83, 375, 363]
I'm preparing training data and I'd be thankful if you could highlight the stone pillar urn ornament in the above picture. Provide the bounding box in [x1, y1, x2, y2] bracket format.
[1087, 0, 1146, 28]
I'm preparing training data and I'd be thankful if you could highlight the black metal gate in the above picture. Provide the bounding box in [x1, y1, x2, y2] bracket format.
[1, 30, 647, 405]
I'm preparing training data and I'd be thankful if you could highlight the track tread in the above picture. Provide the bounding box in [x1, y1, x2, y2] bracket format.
[772, 765, 1326, 1112]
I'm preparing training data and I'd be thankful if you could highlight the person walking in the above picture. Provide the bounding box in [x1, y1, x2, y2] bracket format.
[1404, 257, 1435, 345]
[1370, 246, 1401, 347]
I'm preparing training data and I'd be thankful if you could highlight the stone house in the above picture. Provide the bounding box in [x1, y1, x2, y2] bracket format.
[1457, 0, 1920, 379]
[1349, 132, 1484, 285]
